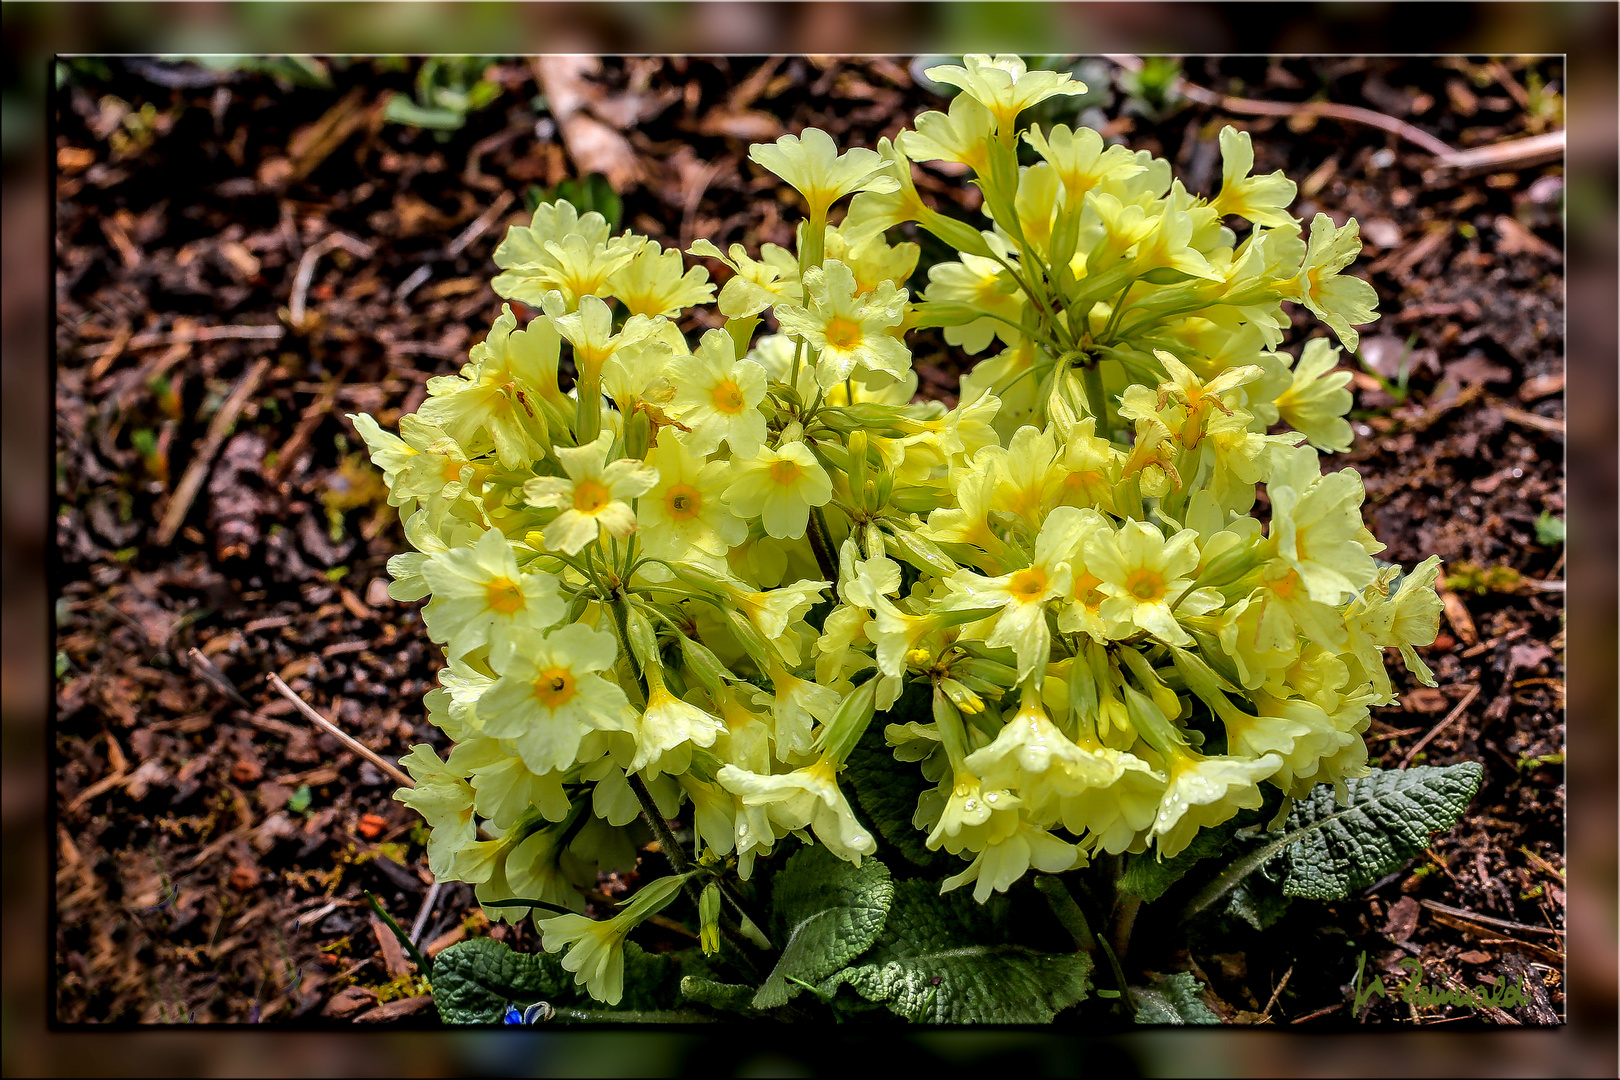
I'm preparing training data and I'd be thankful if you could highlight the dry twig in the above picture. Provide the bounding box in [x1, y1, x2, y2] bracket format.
[265, 672, 415, 788]
[155, 357, 271, 546]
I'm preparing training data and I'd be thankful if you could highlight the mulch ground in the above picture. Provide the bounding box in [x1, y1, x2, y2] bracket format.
[52, 55, 1564, 1026]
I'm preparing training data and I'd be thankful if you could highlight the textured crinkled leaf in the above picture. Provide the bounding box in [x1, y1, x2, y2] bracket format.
[1132, 972, 1220, 1025]
[753, 846, 893, 1009]
[1278, 763, 1483, 899]
[1221, 880, 1292, 931]
[680, 975, 756, 1014]
[432, 937, 578, 1024]
[824, 880, 1091, 1024]
[1119, 821, 1235, 903]
[841, 711, 952, 870]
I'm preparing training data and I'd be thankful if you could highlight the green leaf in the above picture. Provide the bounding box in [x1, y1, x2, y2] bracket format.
[680, 976, 756, 1014]
[1221, 880, 1292, 931]
[823, 880, 1091, 1024]
[1182, 764, 1483, 918]
[1534, 511, 1565, 546]
[431, 937, 577, 1024]
[1278, 764, 1483, 899]
[1132, 972, 1219, 1025]
[383, 92, 467, 130]
[841, 701, 952, 870]
[753, 846, 893, 1009]
[1118, 821, 1234, 903]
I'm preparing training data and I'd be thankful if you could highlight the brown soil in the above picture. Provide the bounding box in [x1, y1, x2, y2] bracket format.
[52, 55, 1563, 1025]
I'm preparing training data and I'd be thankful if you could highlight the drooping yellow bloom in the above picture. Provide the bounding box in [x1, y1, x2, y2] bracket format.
[924, 54, 1087, 136]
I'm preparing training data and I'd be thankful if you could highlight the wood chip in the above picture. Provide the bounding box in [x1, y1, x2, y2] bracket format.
[1440, 590, 1478, 645]
[370, 912, 412, 980]
[155, 357, 271, 547]
[354, 995, 433, 1022]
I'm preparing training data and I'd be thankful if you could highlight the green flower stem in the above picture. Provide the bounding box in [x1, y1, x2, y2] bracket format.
[1035, 875, 1134, 1019]
[1080, 361, 1111, 441]
[623, 771, 767, 978]
[1110, 893, 1142, 964]
[549, 1006, 713, 1024]
[807, 505, 840, 584]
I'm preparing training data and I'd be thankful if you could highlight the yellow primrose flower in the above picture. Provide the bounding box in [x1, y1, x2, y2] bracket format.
[1085, 520, 1204, 647]
[522, 433, 658, 555]
[964, 687, 1122, 817]
[823, 225, 920, 296]
[774, 259, 910, 388]
[924, 54, 1086, 137]
[1274, 337, 1355, 453]
[1023, 123, 1145, 201]
[1266, 445, 1377, 604]
[450, 737, 571, 830]
[1210, 126, 1298, 228]
[900, 90, 995, 172]
[629, 668, 725, 776]
[416, 305, 557, 469]
[1054, 751, 1166, 856]
[476, 624, 631, 774]
[492, 199, 638, 309]
[748, 126, 899, 220]
[717, 755, 876, 864]
[686, 239, 802, 318]
[724, 442, 834, 541]
[1290, 213, 1379, 352]
[923, 245, 1026, 355]
[668, 329, 769, 457]
[944, 506, 1098, 683]
[1152, 747, 1282, 858]
[941, 815, 1080, 903]
[538, 872, 691, 1005]
[551, 294, 661, 385]
[395, 745, 479, 878]
[606, 241, 715, 318]
[839, 136, 933, 243]
[637, 437, 746, 561]
[420, 527, 564, 666]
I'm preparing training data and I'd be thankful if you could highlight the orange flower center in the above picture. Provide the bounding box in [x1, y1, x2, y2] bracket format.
[769, 459, 803, 486]
[441, 457, 466, 483]
[1073, 571, 1105, 609]
[1009, 566, 1049, 601]
[710, 378, 747, 415]
[1126, 568, 1166, 602]
[665, 482, 703, 522]
[573, 478, 611, 513]
[824, 315, 863, 350]
[531, 666, 577, 709]
[1269, 569, 1302, 600]
[485, 576, 525, 615]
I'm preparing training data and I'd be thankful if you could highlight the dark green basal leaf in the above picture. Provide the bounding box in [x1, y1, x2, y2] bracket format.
[1278, 763, 1483, 899]
[432, 936, 701, 1023]
[1221, 879, 1292, 932]
[1132, 972, 1219, 1025]
[1118, 821, 1234, 903]
[753, 846, 893, 1009]
[432, 937, 577, 1024]
[823, 880, 1091, 1024]
[680, 976, 756, 1014]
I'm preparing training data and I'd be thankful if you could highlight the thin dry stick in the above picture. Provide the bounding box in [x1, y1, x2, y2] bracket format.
[79, 323, 284, 361]
[1399, 684, 1482, 768]
[1104, 54, 1456, 158]
[289, 231, 376, 329]
[410, 879, 444, 946]
[265, 672, 415, 788]
[155, 356, 271, 546]
[1260, 964, 1294, 1023]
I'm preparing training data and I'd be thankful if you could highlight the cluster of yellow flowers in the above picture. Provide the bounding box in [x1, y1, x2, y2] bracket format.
[357, 55, 1441, 1004]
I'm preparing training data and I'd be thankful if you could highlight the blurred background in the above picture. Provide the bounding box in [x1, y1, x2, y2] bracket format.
[5, 2, 1614, 1076]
